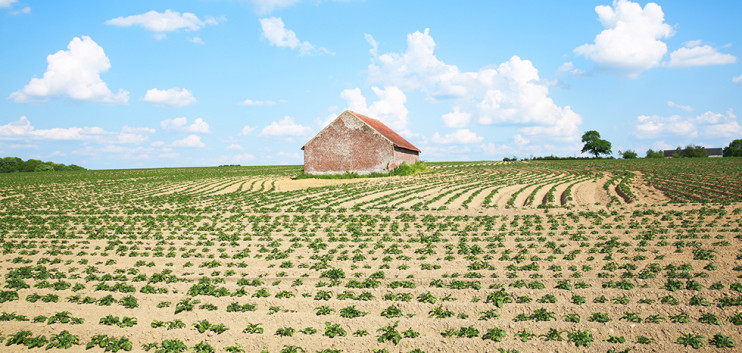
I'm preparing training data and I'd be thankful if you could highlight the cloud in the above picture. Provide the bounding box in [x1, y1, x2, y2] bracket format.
[217, 153, 256, 164]
[666, 41, 737, 68]
[189, 37, 204, 45]
[11, 6, 30, 15]
[250, 0, 300, 15]
[635, 109, 741, 139]
[185, 118, 209, 133]
[734, 75, 742, 85]
[239, 99, 277, 106]
[259, 17, 329, 55]
[514, 134, 529, 145]
[225, 144, 243, 151]
[172, 134, 205, 148]
[431, 129, 483, 144]
[0, 116, 153, 144]
[10, 36, 129, 104]
[0, 0, 17, 8]
[556, 62, 585, 76]
[259, 116, 312, 137]
[340, 86, 410, 135]
[143, 88, 197, 107]
[105, 10, 219, 36]
[574, 0, 674, 78]
[441, 107, 471, 128]
[366, 29, 582, 142]
[160, 117, 210, 133]
[238, 125, 256, 136]
[667, 100, 693, 112]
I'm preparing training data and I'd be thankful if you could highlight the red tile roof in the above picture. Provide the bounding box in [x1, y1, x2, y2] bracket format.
[350, 111, 421, 153]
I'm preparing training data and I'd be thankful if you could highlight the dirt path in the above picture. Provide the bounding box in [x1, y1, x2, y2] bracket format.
[492, 184, 525, 208]
[273, 177, 371, 192]
[572, 177, 612, 206]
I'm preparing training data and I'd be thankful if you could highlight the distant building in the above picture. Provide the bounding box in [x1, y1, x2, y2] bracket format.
[302, 110, 421, 174]
[707, 148, 723, 157]
[663, 147, 723, 158]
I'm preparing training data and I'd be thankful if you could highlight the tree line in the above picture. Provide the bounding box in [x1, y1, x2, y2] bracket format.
[581, 131, 742, 159]
[0, 157, 86, 173]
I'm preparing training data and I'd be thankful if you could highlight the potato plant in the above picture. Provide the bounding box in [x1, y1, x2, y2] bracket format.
[0, 159, 741, 352]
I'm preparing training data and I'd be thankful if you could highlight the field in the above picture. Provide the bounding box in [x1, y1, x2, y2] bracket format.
[1, 158, 741, 353]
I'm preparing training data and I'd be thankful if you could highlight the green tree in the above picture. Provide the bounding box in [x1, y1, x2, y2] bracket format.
[676, 145, 708, 158]
[723, 139, 742, 157]
[581, 130, 612, 158]
[645, 149, 664, 158]
[620, 150, 637, 159]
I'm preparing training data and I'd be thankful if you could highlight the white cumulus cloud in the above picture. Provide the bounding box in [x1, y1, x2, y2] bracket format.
[0, 116, 152, 144]
[105, 9, 219, 37]
[734, 75, 742, 85]
[667, 101, 693, 112]
[441, 107, 471, 128]
[10, 36, 129, 104]
[172, 134, 205, 148]
[574, 0, 674, 78]
[259, 116, 312, 137]
[160, 117, 209, 133]
[238, 125, 256, 136]
[366, 29, 581, 142]
[514, 134, 530, 146]
[340, 86, 410, 135]
[635, 109, 741, 139]
[259, 17, 328, 55]
[143, 88, 196, 107]
[432, 129, 483, 144]
[666, 41, 737, 68]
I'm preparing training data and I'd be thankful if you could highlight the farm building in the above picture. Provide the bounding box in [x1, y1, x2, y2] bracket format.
[302, 110, 421, 174]
[663, 147, 723, 158]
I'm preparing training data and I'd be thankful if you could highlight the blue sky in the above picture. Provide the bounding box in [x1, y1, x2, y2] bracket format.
[1, 0, 740, 169]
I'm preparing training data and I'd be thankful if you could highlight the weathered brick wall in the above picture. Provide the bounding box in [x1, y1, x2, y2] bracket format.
[304, 112, 394, 174]
[393, 147, 419, 167]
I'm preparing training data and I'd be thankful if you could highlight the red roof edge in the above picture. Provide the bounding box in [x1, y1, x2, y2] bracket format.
[349, 111, 421, 153]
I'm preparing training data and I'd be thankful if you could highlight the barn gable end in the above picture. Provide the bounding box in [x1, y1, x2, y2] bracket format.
[302, 110, 420, 175]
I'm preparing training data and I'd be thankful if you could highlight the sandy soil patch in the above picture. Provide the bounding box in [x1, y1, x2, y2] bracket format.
[273, 177, 373, 192]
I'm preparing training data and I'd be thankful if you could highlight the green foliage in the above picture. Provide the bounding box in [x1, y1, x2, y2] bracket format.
[645, 149, 664, 158]
[377, 321, 402, 345]
[723, 139, 742, 157]
[708, 333, 735, 348]
[482, 327, 506, 342]
[674, 145, 709, 158]
[86, 335, 133, 352]
[581, 130, 612, 158]
[298, 161, 430, 179]
[0, 156, 86, 173]
[567, 330, 593, 347]
[677, 333, 704, 349]
[620, 150, 638, 159]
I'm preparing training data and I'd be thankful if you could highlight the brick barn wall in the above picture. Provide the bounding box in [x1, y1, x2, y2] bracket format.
[393, 147, 419, 167]
[304, 112, 394, 174]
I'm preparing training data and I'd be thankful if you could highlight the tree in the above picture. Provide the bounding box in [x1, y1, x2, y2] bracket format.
[645, 149, 664, 158]
[581, 130, 612, 158]
[723, 139, 742, 157]
[676, 145, 708, 158]
[620, 150, 637, 159]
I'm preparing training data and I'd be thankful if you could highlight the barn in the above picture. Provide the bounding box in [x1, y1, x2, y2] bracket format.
[301, 110, 421, 175]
